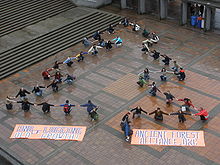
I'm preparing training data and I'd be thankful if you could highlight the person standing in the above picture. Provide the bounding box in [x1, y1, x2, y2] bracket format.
[149, 107, 169, 121]
[170, 109, 191, 123]
[141, 43, 150, 54]
[15, 88, 30, 100]
[82, 37, 91, 47]
[161, 54, 172, 65]
[76, 51, 88, 62]
[150, 50, 160, 60]
[64, 74, 76, 85]
[163, 91, 175, 105]
[37, 101, 55, 113]
[138, 68, 150, 81]
[63, 57, 76, 67]
[132, 23, 140, 31]
[6, 96, 15, 110]
[93, 31, 102, 41]
[32, 85, 45, 96]
[148, 82, 161, 96]
[142, 29, 150, 38]
[172, 61, 180, 73]
[120, 112, 133, 141]
[105, 40, 114, 51]
[193, 107, 209, 120]
[123, 120, 133, 142]
[177, 68, 186, 81]
[176, 97, 194, 110]
[53, 61, 63, 70]
[80, 100, 97, 115]
[120, 17, 129, 27]
[137, 74, 147, 87]
[107, 24, 115, 34]
[89, 107, 100, 121]
[52, 71, 63, 83]
[98, 39, 106, 47]
[121, 112, 131, 126]
[112, 36, 122, 47]
[130, 106, 147, 119]
[42, 68, 53, 80]
[59, 100, 75, 115]
[150, 32, 159, 43]
[17, 98, 35, 112]
[154, 68, 173, 81]
[88, 44, 103, 55]
[47, 80, 59, 92]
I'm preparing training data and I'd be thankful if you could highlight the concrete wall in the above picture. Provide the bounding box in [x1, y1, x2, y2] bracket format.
[70, 0, 112, 8]
[215, 9, 220, 29]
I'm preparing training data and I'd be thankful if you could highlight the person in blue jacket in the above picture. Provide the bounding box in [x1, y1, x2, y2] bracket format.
[59, 100, 75, 115]
[112, 36, 122, 47]
[80, 100, 97, 115]
[63, 56, 76, 67]
[121, 120, 133, 142]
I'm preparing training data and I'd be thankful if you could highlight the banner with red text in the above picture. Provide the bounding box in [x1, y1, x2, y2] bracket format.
[10, 124, 86, 141]
[131, 129, 205, 147]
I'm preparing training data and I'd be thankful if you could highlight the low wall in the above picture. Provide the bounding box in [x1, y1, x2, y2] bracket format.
[70, 0, 112, 8]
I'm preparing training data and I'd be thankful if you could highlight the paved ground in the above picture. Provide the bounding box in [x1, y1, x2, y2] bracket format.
[0, 6, 220, 165]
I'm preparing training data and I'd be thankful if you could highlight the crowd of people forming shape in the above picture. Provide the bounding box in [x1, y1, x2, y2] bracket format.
[5, 17, 209, 141]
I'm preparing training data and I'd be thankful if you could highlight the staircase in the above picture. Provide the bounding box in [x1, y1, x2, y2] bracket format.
[0, 11, 123, 79]
[0, 0, 76, 37]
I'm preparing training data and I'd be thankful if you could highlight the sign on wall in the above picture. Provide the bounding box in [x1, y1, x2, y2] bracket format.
[131, 129, 205, 147]
[10, 124, 86, 141]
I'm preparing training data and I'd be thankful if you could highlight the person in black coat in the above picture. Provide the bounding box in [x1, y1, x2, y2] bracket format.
[15, 88, 30, 100]
[130, 106, 147, 119]
[17, 98, 34, 112]
[163, 91, 175, 105]
[37, 102, 55, 113]
[93, 31, 102, 41]
[150, 50, 160, 60]
[47, 80, 59, 92]
[107, 24, 115, 34]
[161, 54, 172, 65]
[149, 108, 169, 121]
[53, 61, 63, 70]
[170, 110, 191, 123]
[106, 40, 114, 51]
[177, 68, 186, 81]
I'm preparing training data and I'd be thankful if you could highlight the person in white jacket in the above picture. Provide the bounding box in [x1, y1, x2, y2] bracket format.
[150, 32, 159, 43]
[88, 44, 103, 55]
[141, 42, 150, 54]
[132, 23, 141, 31]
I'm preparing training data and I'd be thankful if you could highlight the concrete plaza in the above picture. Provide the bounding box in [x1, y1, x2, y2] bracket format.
[0, 6, 220, 165]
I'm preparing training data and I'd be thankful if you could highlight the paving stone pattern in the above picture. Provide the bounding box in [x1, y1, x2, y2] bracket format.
[0, 6, 220, 165]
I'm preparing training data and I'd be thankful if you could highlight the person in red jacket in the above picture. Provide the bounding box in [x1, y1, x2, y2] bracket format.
[52, 71, 63, 83]
[176, 97, 194, 111]
[193, 107, 209, 120]
[42, 68, 53, 80]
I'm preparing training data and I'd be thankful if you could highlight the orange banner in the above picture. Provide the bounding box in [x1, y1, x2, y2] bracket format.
[131, 129, 205, 147]
[10, 124, 86, 141]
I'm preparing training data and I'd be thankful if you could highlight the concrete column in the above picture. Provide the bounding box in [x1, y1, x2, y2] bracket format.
[137, 0, 145, 14]
[121, 0, 127, 9]
[181, 1, 188, 25]
[204, 6, 212, 31]
[159, 0, 168, 19]
[145, 0, 151, 13]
